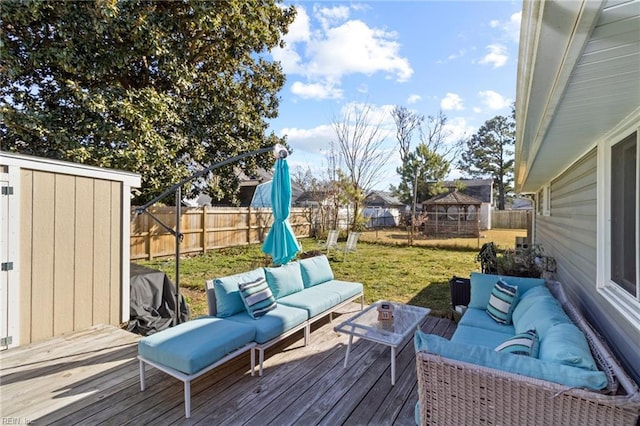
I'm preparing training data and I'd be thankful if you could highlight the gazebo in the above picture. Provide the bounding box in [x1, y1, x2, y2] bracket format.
[421, 190, 482, 237]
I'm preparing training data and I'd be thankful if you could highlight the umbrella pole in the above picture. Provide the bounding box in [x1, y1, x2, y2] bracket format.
[175, 187, 181, 326]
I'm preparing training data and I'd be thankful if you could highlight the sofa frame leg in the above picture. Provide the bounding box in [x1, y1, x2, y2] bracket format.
[184, 380, 191, 418]
[139, 359, 146, 391]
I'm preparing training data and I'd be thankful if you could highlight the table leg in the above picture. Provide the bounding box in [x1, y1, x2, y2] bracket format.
[344, 335, 354, 368]
[391, 346, 396, 386]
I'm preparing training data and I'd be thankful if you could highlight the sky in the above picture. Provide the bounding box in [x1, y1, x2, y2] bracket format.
[266, 0, 522, 191]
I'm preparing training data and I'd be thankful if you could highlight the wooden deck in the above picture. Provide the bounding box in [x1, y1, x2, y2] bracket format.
[1, 304, 456, 425]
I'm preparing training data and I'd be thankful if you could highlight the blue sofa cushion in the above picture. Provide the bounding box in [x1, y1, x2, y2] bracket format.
[138, 316, 256, 375]
[264, 262, 305, 299]
[513, 295, 572, 336]
[238, 277, 277, 319]
[209, 268, 265, 317]
[414, 331, 607, 391]
[313, 280, 363, 303]
[278, 286, 341, 317]
[539, 323, 598, 371]
[495, 329, 539, 357]
[451, 324, 514, 349]
[299, 255, 334, 288]
[469, 272, 544, 309]
[486, 279, 518, 324]
[458, 308, 516, 335]
[511, 285, 554, 326]
[225, 304, 308, 344]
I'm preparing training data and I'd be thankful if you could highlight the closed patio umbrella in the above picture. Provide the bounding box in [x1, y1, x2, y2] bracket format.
[262, 145, 301, 265]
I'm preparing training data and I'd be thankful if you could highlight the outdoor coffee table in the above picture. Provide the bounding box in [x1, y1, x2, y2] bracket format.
[334, 301, 430, 385]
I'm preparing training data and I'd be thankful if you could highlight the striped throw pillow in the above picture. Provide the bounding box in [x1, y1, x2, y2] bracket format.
[495, 329, 539, 357]
[486, 279, 518, 324]
[238, 277, 277, 319]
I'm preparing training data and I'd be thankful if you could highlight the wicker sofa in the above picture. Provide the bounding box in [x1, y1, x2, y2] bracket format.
[415, 273, 640, 425]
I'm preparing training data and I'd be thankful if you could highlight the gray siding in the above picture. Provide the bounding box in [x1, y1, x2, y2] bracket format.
[535, 148, 640, 383]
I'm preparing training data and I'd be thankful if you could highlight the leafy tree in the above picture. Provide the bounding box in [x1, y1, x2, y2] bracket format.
[458, 112, 515, 210]
[1, 0, 295, 204]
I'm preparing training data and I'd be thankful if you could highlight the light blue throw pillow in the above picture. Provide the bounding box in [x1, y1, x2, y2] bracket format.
[210, 268, 265, 317]
[238, 277, 277, 319]
[486, 279, 518, 324]
[539, 323, 598, 370]
[264, 261, 305, 299]
[414, 331, 607, 390]
[511, 286, 554, 325]
[513, 295, 572, 335]
[299, 255, 334, 287]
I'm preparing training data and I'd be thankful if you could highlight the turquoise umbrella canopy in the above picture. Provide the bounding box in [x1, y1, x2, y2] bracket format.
[262, 155, 301, 265]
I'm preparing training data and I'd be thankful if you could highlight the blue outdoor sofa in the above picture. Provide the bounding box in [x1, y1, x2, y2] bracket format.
[137, 254, 363, 418]
[414, 272, 640, 425]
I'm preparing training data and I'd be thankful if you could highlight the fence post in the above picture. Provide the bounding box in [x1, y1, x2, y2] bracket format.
[202, 206, 207, 254]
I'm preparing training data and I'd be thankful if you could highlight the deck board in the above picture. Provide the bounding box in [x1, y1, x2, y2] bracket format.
[1, 304, 456, 425]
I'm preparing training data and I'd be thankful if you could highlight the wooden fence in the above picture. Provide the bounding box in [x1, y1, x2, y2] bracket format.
[130, 206, 312, 260]
[491, 210, 531, 229]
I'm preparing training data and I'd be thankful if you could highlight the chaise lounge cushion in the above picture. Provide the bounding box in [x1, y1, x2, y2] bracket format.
[468, 272, 544, 309]
[264, 262, 305, 299]
[208, 268, 265, 318]
[414, 331, 608, 390]
[313, 280, 364, 303]
[278, 286, 341, 317]
[299, 255, 334, 288]
[138, 316, 256, 375]
[225, 304, 308, 344]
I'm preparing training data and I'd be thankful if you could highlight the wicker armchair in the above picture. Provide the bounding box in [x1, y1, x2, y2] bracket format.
[416, 281, 640, 425]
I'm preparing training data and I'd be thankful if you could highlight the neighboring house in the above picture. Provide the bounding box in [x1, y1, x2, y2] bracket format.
[363, 191, 403, 227]
[0, 152, 141, 348]
[439, 179, 493, 229]
[516, 0, 640, 383]
[364, 191, 405, 209]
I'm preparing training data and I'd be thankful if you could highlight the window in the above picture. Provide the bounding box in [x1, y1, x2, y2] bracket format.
[536, 185, 551, 216]
[610, 133, 638, 297]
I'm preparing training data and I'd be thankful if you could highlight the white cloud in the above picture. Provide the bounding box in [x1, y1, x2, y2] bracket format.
[440, 93, 464, 111]
[443, 117, 475, 143]
[490, 12, 521, 43]
[314, 5, 350, 30]
[479, 44, 508, 68]
[407, 94, 421, 104]
[272, 5, 413, 100]
[306, 20, 413, 81]
[478, 90, 511, 110]
[291, 81, 343, 100]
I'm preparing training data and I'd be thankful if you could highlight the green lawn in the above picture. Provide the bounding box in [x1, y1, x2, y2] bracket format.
[139, 238, 482, 319]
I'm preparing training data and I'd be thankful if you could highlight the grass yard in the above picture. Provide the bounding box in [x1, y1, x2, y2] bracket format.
[138, 228, 526, 318]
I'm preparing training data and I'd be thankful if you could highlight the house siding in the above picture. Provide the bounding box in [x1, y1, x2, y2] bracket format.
[535, 148, 640, 383]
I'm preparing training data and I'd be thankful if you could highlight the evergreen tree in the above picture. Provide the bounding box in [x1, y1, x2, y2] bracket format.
[458, 112, 515, 210]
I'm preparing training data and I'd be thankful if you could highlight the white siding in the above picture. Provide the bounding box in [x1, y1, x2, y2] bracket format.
[535, 148, 640, 383]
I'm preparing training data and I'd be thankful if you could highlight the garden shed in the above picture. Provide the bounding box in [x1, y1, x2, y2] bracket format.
[0, 152, 140, 349]
[421, 190, 481, 237]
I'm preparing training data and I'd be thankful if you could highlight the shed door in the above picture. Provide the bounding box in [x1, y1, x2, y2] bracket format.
[1, 174, 9, 350]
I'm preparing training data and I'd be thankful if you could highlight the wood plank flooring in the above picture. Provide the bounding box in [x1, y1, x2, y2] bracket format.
[1, 304, 456, 425]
